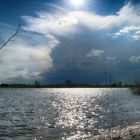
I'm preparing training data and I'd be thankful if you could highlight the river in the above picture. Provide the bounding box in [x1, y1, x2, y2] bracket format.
[0, 88, 140, 140]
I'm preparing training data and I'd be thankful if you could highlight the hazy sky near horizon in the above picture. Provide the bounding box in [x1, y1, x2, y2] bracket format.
[0, 0, 140, 84]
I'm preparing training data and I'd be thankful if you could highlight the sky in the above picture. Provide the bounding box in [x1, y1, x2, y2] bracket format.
[0, 0, 140, 84]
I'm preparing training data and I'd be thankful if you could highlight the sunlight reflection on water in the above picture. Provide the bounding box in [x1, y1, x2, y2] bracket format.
[0, 88, 140, 140]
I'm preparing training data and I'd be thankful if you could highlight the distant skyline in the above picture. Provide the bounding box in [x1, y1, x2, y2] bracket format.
[0, 0, 140, 84]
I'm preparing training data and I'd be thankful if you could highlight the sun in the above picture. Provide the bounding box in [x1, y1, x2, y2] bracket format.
[70, 0, 85, 7]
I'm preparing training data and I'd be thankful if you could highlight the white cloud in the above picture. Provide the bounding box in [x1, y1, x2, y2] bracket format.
[120, 26, 140, 34]
[129, 56, 140, 63]
[0, 37, 53, 82]
[132, 35, 140, 40]
[22, 2, 140, 43]
[113, 32, 122, 37]
[114, 26, 140, 40]
[135, 30, 140, 35]
[106, 56, 117, 61]
[86, 48, 104, 58]
[16, 68, 40, 79]
[86, 49, 117, 63]
[22, 12, 78, 36]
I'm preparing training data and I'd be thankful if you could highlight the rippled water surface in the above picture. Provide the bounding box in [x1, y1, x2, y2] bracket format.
[0, 88, 140, 140]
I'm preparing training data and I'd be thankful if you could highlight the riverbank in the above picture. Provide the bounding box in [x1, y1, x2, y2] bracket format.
[84, 124, 140, 140]
[0, 83, 140, 88]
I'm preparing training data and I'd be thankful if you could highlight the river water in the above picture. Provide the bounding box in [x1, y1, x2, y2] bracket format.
[0, 88, 140, 140]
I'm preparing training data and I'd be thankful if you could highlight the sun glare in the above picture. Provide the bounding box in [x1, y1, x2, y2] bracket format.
[70, 0, 85, 7]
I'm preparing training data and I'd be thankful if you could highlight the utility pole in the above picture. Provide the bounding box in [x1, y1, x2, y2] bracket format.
[109, 74, 112, 86]
[104, 72, 107, 86]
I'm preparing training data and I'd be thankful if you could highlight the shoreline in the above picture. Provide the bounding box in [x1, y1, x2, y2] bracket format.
[0, 86, 138, 88]
[83, 124, 140, 140]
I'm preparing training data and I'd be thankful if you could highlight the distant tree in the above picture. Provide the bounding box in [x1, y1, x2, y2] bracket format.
[111, 82, 117, 87]
[35, 80, 40, 87]
[124, 83, 129, 87]
[65, 80, 72, 85]
[118, 81, 123, 87]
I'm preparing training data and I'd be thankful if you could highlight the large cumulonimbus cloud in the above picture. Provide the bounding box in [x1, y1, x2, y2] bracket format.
[22, 3, 140, 83]
[1, 2, 140, 83]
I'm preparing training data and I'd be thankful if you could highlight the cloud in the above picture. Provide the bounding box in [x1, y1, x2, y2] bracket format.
[132, 35, 140, 40]
[113, 32, 122, 37]
[22, 2, 140, 48]
[0, 45, 52, 82]
[120, 26, 140, 34]
[0, 29, 54, 83]
[86, 48, 104, 58]
[20, 2, 140, 83]
[114, 26, 140, 40]
[86, 48, 117, 62]
[106, 56, 117, 61]
[135, 30, 140, 35]
[16, 68, 40, 79]
[22, 12, 78, 36]
[22, 2, 140, 37]
[1, 2, 140, 83]
[129, 56, 140, 63]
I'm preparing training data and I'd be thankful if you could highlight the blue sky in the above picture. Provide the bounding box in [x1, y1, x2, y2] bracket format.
[0, 0, 131, 24]
[0, 0, 140, 84]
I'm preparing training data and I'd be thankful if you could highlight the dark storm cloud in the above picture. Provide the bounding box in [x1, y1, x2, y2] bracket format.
[40, 27, 118, 84]
[40, 25, 140, 83]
